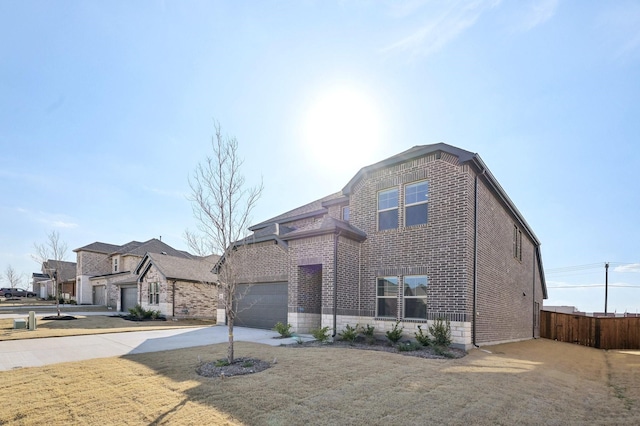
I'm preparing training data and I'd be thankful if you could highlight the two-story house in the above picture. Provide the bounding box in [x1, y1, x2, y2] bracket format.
[74, 238, 195, 312]
[218, 143, 546, 349]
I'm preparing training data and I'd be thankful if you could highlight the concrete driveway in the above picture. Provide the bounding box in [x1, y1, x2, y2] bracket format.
[0, 325, 310, 371]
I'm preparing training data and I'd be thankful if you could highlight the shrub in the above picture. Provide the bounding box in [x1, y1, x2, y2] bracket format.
[339, 324, 360, 344]
[429, 318, 452, 347]
[128, 304, 162, 320]
[415, 325, 432, 347]
[398, 341, 422, 352]
[311, 326, 331, 343]
[273, 322, 293, 338]
[432, 345, 456, 358]
[385, 321, 404, 344]
[361, 324, 376, 344]
[215, 359, 230, 367]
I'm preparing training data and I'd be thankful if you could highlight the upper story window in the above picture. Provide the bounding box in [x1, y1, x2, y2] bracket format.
[404, 275, 428, 319]
[377, 188, 398, 231]
[113, 257, 119, 273]
[405, 181, 429, 227]
[342, 206, 350, 222]
[513, 225, 522, 261]
[377, 277, 398, 318]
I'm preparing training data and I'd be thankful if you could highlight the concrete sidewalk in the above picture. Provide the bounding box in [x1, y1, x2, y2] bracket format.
[0, 326, 312, 371]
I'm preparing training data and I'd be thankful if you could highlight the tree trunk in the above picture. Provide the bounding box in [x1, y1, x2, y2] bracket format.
[227, 317, 234, 364]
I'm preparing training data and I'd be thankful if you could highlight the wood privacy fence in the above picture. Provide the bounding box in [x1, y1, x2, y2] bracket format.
[540, 311, 640, 349]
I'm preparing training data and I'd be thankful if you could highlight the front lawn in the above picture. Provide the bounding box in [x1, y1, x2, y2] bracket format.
[0, 339, 638, 425]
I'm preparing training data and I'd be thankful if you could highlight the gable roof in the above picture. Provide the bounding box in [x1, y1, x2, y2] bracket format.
[249, 192, 343, 231]
[136, 252, 219, 283]
[42, 259, 77, 282]
[74, 239, 192, 259]
[73, 241, 122, 254]
[281, 216, 367, 242]
[342, 143, 476, 195]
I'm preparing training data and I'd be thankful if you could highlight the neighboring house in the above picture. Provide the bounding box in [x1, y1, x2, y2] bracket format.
[217, 143, 547, 349]
[33, 260, 77, 300]
[135, 252, 219, 319]
[74, 238, 194, 311]
[31, 273, 52, 299]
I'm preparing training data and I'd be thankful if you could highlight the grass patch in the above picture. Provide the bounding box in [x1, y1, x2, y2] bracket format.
[0, 340, 638, 424]
[0, 315, 215, 341]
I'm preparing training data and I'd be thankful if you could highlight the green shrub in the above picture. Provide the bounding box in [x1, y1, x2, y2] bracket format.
[242, 360, 254, 368]
[385, 321, 404, 344]
[429, 318, 452, 347]
[415, 325, 432, 346]
[361, 324, 376, 344]
[339, 324, 360, 344]
[215, 359, 230, 367]
[128, 304, 162, 320]
[432, 345, 456, 358]
[398, 341, 422, 352]
[311, 326, 331, 343]
[273, 322, 293, 338]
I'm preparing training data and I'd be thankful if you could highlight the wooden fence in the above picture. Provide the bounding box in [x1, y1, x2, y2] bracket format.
[540, 311, 640, 349]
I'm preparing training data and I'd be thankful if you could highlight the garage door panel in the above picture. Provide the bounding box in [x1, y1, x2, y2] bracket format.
[121, 287, 138, 312]
[234, 282, 287, 330]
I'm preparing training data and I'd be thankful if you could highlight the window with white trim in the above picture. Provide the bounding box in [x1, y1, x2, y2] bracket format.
[113, 257, 119, 273]
[376, 277, 398, 318]
[405, 181, 428, 227]
[148, 282, 159, 305]
[342, 206, 350, 222]
[378, 188, 398, 231]
[403, 275, 428, 319]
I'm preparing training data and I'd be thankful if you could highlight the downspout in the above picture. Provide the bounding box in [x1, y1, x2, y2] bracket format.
[172, 280, 176, 318]
[532, 249, 536, 338]
[473, 169, 485, 347]
[358, 242, 362, 322]
[332, 231, 341, 338]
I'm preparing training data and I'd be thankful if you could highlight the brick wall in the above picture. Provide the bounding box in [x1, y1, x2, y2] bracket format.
[173, 281, 217, 319]
[140, 264, 217, 319]
[474, 174, 544, 344]
[76, 251, 110, 275]
[349, 154, 471, 324]
[235, 241, 288, 284]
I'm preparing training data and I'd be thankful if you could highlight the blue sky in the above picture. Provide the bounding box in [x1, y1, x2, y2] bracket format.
[1, 1, 639, 313]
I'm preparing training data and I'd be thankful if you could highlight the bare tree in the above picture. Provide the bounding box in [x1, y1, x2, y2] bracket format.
[33, 231, 69, 317]
[185, 122, 263, 363]
[4, 265, 25, 289]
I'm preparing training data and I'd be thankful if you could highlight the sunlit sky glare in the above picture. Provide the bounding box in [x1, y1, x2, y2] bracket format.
[1, 1, 640, 313]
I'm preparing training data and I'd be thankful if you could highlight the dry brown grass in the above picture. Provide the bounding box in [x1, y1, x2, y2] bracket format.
[1, 339, 638, 425]
[0, 315, 214, 341]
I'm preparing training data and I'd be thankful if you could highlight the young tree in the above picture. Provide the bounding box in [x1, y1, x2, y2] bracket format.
[33, 231, 69, 317]
[4, 265, 25, 289]
[185, 122, 262, 363]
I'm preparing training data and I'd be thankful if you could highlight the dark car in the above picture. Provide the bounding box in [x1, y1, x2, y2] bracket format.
[0, 288, 37, 298]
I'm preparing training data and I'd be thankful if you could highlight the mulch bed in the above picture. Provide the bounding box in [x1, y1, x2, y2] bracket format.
[110, 315, 167, 322]
[197, 338, 466, 379]
[197, 357, 272, 378]
[286, 338, 467, 359]
[41, 315, 77, 320]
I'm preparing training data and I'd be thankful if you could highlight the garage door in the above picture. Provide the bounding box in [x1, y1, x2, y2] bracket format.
[93, 285, 106, 305]
[234, 282, 288, 329]
[121, 286, 138, 312]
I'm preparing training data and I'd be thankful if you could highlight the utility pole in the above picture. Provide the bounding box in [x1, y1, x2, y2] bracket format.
[604, 262, 609, 315]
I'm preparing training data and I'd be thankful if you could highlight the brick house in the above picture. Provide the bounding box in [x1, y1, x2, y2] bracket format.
[220, 143, 546, 349]
[74, 239, 194, 312]
[135, 252, 219, 319]
[33, 259, 77, 300]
